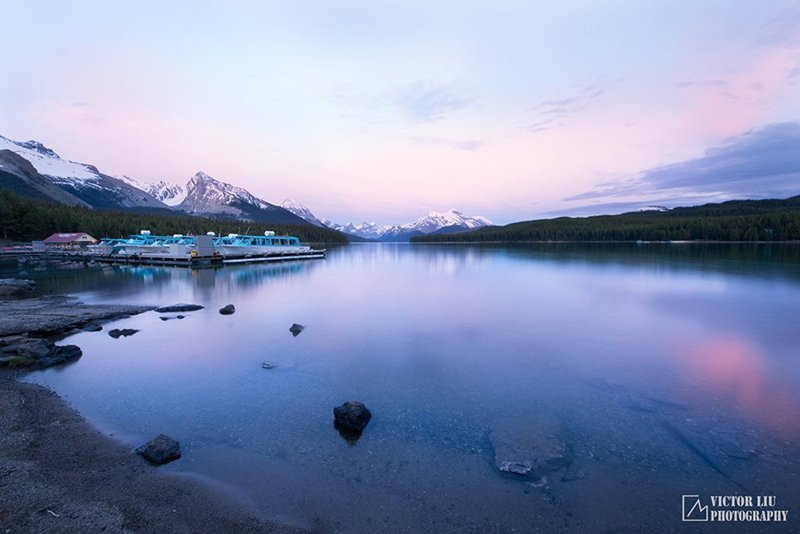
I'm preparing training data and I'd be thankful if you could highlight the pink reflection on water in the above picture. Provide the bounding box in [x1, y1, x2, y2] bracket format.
[676, 336, 800, 438]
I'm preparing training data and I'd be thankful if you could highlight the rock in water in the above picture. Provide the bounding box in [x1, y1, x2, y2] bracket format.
[489, 416, 571, 477]
[154, 303, 204, 313]
[289, 323, 305, 337]
[0, 279, 36, 297]
[36, 345, 82, 368]
[333, 401, 372, 439]
[261, 361, 277, 369]
[135, 434, 181, 465]
[108, 328, 139, 339]
[219, 304, 236, 315]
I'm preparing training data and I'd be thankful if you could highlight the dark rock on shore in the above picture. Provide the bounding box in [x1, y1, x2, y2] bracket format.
[36, 345, 82, 368]
[489, 416, 571, 477]
[0, 278, 36, 297]
[155, 304, 204, 313]
[135, 434, 182, 465]
[0, 335, 82, 368]
[333, 401, 372, 441]
[0, 296, 153, 338]
[108, 328, 139, 339]
[289, 323, 305, 336]
[219, 304, 236, 315]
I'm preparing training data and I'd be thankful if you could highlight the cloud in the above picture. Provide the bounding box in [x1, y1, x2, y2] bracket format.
[408, 135, 485, 151]
[565, 122, 800, 203]
[524, 76, 619, 133]
[330, 80, 473, 124]
[676, 79, 728, 88]
[393, 81, 472, 122]
[757, 0, 800, 47]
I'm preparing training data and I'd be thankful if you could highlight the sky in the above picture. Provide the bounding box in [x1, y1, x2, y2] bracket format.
[1, 0, 799, 225]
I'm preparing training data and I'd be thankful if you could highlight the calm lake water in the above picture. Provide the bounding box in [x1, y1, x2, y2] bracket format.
[14, 243, 800, 532]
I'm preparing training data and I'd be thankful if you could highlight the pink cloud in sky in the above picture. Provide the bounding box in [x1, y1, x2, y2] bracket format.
[676, 39, 800, 141]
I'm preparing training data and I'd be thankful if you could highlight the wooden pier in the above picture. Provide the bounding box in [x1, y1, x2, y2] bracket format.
[2, 249, 326, 268]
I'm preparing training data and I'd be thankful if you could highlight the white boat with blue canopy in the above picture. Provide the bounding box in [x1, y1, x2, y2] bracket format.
[94, 230, 321, 263]
[214, 231, 310, 256]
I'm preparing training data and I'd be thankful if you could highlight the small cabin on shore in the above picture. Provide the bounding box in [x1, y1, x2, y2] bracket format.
[43, 232, 98, 249]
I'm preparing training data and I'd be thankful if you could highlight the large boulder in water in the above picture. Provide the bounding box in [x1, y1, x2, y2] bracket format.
[154, 303, 204, 313]
[333, 401, 372, 440]
[135, 434, 181, 465]
[0, 279, 36, 297]
[289, 323, 305, 337]
[489, 416, 571, 477]
[219, 304, 235, 315]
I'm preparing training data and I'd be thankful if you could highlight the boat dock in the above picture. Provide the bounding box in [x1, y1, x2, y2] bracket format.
[2, 231, 327, 268]
[90, 249, 326, 267]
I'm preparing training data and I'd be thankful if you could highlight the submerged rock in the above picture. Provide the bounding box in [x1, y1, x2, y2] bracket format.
[0, 279, 36, 297]
[489, 416, 571, 477]
[159, 315, 186, 322]
[219, 304, 236, 315]
[289, 323, 305, 337]
[261, 361, 277, 369]
[154, 304, 204, 313]
[333, 401, 372, 441]
[135, 434, 181, 465]
[108, 328, 139, 339]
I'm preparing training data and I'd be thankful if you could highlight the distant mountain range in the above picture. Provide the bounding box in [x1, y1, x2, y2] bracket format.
[0, 133, 494, 240]
[284, 202, 494, 241]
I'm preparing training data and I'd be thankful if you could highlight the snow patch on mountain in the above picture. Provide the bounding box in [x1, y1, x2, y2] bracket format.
[0, 134, 102, 186]
[281, 199, 326, 227]
[179, 171, 271, 216]
[146, 180, 187, 206]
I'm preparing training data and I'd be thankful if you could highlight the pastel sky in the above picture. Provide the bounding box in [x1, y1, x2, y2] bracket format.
[2, 0, 799, 225]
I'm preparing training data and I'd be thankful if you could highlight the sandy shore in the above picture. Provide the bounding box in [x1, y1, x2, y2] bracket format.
[0, 292, 304, 533]
[0, 369, 304, 533]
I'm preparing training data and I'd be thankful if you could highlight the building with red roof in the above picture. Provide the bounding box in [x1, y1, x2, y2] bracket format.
[43, 232, 98, 248]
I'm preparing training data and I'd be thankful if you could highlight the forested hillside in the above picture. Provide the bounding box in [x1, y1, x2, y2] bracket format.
[0, 190, 348, 244]
[413, 197, 800, 243]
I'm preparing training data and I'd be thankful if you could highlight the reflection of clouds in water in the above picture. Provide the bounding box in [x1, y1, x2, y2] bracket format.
[675, 335, 800, 438]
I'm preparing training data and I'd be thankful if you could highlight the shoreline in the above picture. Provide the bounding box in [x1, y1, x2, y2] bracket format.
[0, 370, 301, 532]
[0, 293, 304, 533]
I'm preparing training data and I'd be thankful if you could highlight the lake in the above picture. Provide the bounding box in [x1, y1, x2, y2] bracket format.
[15, 243, 800, 532]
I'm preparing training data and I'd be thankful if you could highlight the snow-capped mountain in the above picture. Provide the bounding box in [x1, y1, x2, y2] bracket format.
[322, 220, 389, 240]
[324, 209, 493, 241]
[145, 180, 187, 206]
[0, 134, 168, 210]
[176, 171, 308, 225]
[0, 149, 90, 207]
[281, 199, 326, 227]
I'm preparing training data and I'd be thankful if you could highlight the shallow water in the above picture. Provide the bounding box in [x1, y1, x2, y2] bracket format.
[17, 243, 800, 532]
